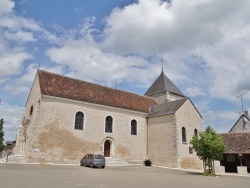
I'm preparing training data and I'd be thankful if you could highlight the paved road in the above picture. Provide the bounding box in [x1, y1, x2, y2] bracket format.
[0, 164, 249, 188]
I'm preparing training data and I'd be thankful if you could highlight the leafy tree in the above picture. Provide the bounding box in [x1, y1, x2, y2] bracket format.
[0, 118, 4, 152]
[190, 126, 226, 175]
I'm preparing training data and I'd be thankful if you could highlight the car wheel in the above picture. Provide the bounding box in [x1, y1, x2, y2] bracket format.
[90, 163, 94, 168]
[101, 165, 105, 169]
[80, 161, 83, 166]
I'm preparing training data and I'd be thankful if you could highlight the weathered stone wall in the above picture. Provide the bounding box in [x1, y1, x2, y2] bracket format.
[150, 92, 184, 104]
[15, 73, 41, 156]
[15, 126, 23, 155]
[175, 99, 203, 170]
[148, 114, 177, 167]
[26, 95, 148, 164]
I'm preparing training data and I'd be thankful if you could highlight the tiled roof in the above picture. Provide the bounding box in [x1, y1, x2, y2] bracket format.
[145, 70, 185, 97]
[38, 70, 157, 113]
[221, 133, 250, 154]
[148, 98, 187, 117]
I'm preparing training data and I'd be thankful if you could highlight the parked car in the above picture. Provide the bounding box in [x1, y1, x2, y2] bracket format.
[80, 154, 106, 168]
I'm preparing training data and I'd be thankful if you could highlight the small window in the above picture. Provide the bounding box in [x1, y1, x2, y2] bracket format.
[131, 120, 137, 135]
[95, 155, 104, 159]
[74, 111, 84, 130]
[83, 155, 88, 159]
[182, 127, 186, 142]
[105, 116, 113, 133]
[194, 129, 198, 137]
[30, 106, 33, 116]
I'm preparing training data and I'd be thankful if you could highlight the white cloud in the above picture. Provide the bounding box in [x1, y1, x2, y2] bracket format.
[104, 0, 235, 54]
[103, 0, 174, 55]
[202, 109, 239, 133]
[0, 0, 59, 85]
[0, 102, 24, 142]
[4, 30, 36, 42]
[2, 63, 38, 95]
[19, 0, 27, 5]
[46, 39, 158, 87]
[186, 87, 206, 97]
[44, 0, 250, 105]
[0, 15, 39, 30]
[101, 0, 250, 102]
[0, 48, 32, 76]
[0, 48, 31, 77]
[237, 70, 250, 92]
[0, 0, 14, 16]
[0, 14, 59, 43]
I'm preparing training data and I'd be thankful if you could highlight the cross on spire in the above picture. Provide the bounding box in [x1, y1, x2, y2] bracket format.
[161, 56, 164, 72]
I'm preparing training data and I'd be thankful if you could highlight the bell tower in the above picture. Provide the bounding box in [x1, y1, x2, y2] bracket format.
[144, 70, 185, 104]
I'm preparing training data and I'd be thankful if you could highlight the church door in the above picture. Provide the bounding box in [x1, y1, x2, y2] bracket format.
[104, 140, 111, 157]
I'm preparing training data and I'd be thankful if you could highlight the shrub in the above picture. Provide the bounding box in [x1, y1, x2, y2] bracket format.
[202, 170, 216, 177]
[144, 159, 152, 166]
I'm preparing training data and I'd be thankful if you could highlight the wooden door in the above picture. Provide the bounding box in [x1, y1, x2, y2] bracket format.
[104, 140, 111, 157]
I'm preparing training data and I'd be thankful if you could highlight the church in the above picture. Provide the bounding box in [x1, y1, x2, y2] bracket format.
[15, 69, 202, 169]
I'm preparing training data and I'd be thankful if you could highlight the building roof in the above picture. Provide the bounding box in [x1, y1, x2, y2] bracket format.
[221, 133, 250, 154]
[6, 141, 16, 145]
[144, 70, 185, 97]
[228, 113, 250, 133]
[38, 70, 157, 113]
[148, 98, 187, 117]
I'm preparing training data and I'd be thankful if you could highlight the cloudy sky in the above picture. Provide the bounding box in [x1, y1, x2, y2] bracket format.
[1, 0, 250, 142]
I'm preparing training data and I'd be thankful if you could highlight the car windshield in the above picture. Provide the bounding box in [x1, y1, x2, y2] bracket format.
[95, 155, 103, 159]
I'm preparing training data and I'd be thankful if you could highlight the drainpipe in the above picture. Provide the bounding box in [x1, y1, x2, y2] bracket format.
[146, 117, 148, 160]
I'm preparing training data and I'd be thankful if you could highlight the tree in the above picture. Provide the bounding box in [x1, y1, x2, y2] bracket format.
[190, 126, 226, 175]
[0, 118, 4, 152]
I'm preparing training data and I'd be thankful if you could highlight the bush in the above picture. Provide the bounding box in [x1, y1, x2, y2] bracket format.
[202, 170, 216, 177]
[144, 159, 151, 166]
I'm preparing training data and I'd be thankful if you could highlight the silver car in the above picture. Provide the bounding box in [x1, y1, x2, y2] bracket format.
[80, 154, 106, 168]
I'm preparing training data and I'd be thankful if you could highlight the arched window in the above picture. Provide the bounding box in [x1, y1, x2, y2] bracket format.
[105, 116, 113, 133]
[131, 120, 137, 135]
[194, 129, 198, 137]
[74, 111, 84, 130]
[182, 127, 186, 142]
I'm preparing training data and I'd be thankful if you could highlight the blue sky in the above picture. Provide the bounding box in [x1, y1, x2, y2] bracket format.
[1, 0, 250, 142]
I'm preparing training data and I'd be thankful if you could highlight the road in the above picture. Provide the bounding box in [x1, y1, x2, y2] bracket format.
[0, 164, 249, 188]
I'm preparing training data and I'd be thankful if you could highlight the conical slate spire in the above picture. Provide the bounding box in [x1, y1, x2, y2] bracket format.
[145, 70, 185, 97]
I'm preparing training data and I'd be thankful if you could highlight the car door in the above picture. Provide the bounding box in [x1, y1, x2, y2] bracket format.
[83, 154, 89, 166]
[88, 154, 94, 166]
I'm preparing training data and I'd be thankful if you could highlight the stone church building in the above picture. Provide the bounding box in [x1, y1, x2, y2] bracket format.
[15, 69, 202, 169]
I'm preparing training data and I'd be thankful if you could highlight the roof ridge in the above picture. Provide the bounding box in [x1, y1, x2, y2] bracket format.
[162, 71, 184, 96]
[151, 97, 187, 107]
[222, 132, 250, 135]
